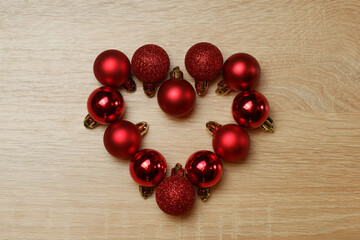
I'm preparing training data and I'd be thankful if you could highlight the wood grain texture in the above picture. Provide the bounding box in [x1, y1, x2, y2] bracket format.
[0, 0, 359, 239]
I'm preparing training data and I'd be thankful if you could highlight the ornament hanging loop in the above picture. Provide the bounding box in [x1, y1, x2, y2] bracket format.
[122, 77, 136, 92]
[84, 114, 99, 129]
[195, 80, 209, 96]
[143, 82, 156, 97]
[170, 66, 183, 79]
[260, 117, 274, 133]
[206, 121, 222, 135]
[215, 79, 232, 95]
[135, 121, 149, 136]
[171, 163, 185, 177]
[139, 186, 153, 199]
[198, 187, 211, 202]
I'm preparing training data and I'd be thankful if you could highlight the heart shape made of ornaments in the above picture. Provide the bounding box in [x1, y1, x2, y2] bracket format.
[83, 42, 274, 216]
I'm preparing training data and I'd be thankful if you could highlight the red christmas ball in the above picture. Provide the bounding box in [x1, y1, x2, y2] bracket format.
[223, 53, 261, 91]
[185, 150, 223, 188]
[129, 149, 167, 187]
[103, 120, 142, 159]
[212, 124, 250, 162]
[87, 86, 125, 124]
[156, 164, 195, 216]
[157, 78, 196, 117]
[185, 42, 223, 82]
[131, 44, 170, 84]
[232, 90, 269, 129]
[93, 49, 131, 87]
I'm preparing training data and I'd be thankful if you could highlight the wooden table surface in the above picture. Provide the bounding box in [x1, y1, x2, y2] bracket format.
[1, 1, 359, 239]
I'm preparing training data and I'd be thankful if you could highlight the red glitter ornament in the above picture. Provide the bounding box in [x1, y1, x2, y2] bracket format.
[185, 42, 223, 96]
[232, 90, 274, 132]
[216, 53, 261, 95]
[84, 86, 125, 129]
[103, 120, 149, 159]
[93, 50, 136, 91]
[131, 44, 170, 97]
[157, 67, 196, 117]
[129, 149, 167, 187]
[207, 122, 250, 162]
[156, 163, 195, 216]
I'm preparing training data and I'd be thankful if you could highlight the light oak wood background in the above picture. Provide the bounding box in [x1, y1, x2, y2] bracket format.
[0, 0, 359, 239]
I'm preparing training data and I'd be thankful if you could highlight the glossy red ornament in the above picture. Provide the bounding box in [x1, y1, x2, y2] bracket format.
[86, 87, 125, 126]
[222, 53, 260, 92]
[209, 123, 250, 162]
[156, 163, 195, 216]
[129, 149, 167, 187]
[232, 90, 269, 129]
[104, 120, 148, 159]
[185, 150, 223, 188]
[93, 49, 131, 87]
[185, 42, 223, 96]
[131, 44, 170, 97]
[157, 67, 196, 117]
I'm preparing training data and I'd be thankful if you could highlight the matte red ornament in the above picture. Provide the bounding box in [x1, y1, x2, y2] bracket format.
[157, 67, 196, 117]
[129, 149, 167, 187]
[185, 150, 223, 188]
[131, 44, 170, 97]
[84, 86, 125, 128]
[93, 49, 135, 91]
[207, 122, 250, 162]
[216, 53, 261, 95]
[232, 90, 272, 130]
[103, 120, 149, 159]
[185, 42, 223, 96]
[156, 163, 195, 216]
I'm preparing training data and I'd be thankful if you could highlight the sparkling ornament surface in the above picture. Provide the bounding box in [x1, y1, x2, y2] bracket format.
[87, 86, 125, 124]
[131, 44, 170, 84]
[185, 42, 223, 82]
[93, 49, 131, 87]
[156, 164, 195, 216]
[223, 53, 261, 91]
[103, 120, 142, 159]
[232, 90, 269, 129]
[129, 149, 167, 187]
[157, 67, 196, 117]
[212, 124, 250, 162]
[185, 150, 223, 188]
